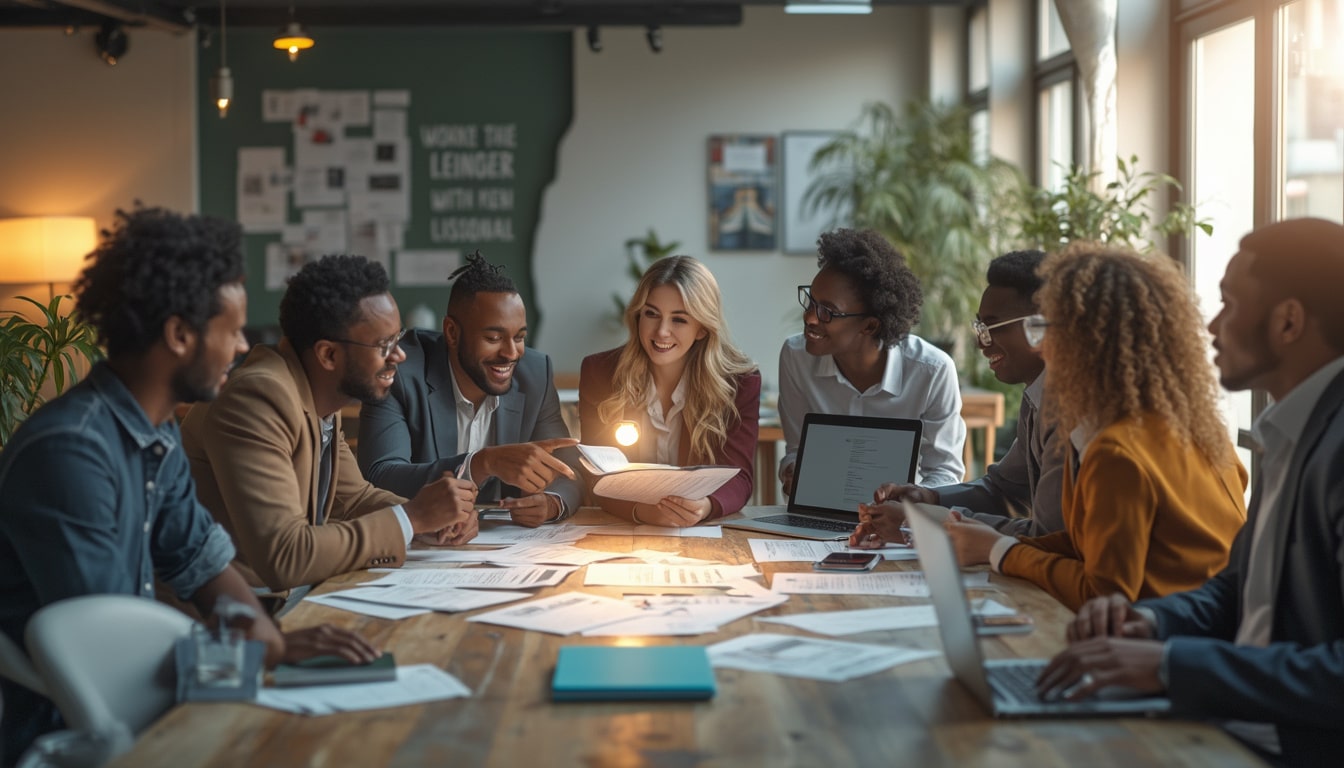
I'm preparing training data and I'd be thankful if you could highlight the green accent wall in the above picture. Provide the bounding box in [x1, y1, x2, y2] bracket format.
[197, 28, 573, 339]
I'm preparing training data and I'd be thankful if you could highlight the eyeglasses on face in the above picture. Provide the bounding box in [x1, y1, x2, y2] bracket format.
[330, 327, 407, 358]
[971, 315, 1036, 347]
[798, 285, 867, 324]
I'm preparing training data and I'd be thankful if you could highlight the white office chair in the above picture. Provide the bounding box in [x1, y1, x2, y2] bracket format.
[20, 595, 194, 767]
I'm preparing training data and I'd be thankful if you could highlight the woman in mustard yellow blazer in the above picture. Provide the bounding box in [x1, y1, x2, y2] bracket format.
[945, 244, 1247, 611]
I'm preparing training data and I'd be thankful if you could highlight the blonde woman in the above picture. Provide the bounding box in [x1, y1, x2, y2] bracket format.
[579, 256, 760, 526]
[943, 244, 1247, 611]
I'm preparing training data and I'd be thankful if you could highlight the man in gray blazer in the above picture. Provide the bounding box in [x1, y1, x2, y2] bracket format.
[1038, 218, 1344, 767]
[358, 253, 580, 527]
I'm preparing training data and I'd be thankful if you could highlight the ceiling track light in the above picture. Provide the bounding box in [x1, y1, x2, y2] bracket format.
[645, 24, 662, 54]
[273, 4, 314, 62]
[212, 0, 231, 118]
[586, 25, 601, 53]
[94, 21, 128, 66]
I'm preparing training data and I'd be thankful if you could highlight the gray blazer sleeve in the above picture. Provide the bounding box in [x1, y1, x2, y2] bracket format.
[358, 374, 466, 499]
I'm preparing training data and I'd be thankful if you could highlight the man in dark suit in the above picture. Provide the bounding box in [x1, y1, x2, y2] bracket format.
[1036, 218, 1344, 767]
[358, 252, 580, 527]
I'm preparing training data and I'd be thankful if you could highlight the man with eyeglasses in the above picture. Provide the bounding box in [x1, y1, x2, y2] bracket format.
[357, 251, 581, 527]
[851, 250, 1067, 547]
[777, 228, 965, 496]
[182, 256, 478, 614]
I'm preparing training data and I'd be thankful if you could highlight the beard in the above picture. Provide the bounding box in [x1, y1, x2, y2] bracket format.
[171, 345, 222, 404]
[457, 344, 514, 397]
[1217, 317, 1279, 393]
[339, 363, 393, 404]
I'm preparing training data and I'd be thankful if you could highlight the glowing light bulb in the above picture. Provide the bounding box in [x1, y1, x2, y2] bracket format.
[614, 421, 639, 447]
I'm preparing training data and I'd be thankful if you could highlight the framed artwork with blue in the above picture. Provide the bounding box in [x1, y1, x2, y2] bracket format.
[707, 134, 776, 251]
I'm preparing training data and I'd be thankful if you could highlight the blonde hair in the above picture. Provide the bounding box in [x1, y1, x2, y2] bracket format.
[600, 256, 757, 463]
[1038, 243, 1231, 463]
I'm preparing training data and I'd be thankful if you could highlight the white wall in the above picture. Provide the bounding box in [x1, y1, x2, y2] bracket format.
[1115, 1, 1171, 199]
[0, 27, 196, 310]
[533, 6, 928, 392]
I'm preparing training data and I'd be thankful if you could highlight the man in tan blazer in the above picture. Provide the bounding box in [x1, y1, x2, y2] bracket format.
[182, 255, 477, 606]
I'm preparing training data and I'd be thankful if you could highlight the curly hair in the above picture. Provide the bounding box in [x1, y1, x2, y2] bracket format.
[280, 255, 391, 352]
[986, 249, 1046, 302]
[816, 228, 922, 346]
[1038, 243, 1231, 463]
[447, 250, 516, 312]
[74, 207, 244, 359]
[601, 256, 757, 463]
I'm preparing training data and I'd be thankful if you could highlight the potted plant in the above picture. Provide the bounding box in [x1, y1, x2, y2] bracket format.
[0, 295, 103, 446]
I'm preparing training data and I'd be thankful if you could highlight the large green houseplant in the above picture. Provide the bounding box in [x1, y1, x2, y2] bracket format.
[0, 295, 103, 446]
[803, 100, 1022, 365]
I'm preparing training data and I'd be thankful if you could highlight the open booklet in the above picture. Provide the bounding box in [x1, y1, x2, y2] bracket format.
[577, 444, 739, 505]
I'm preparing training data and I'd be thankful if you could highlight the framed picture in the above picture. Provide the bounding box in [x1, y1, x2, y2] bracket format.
[781, 131, 850, 254]
[707, 135, 777, 251]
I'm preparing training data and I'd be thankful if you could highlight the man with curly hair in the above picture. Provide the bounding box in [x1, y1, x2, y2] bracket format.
[182, 255, 477, 613]
[1040, 218, 1344, 767]
[777, 228, 965, 496]
[357, 251, 580, 527]
[0, 208, 299, 761]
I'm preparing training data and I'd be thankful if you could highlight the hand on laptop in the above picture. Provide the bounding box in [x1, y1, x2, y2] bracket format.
[1037, 637, 1166, 701]
[472, 438, 579, 495]
[944, 510, 1006, 566]
[1067, 594, 1158, 642]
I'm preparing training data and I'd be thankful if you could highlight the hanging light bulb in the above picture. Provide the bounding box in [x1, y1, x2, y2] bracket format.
[273, 4, 314, 62]
[614, 421, 640, 447]
[212, 0, 232, 118]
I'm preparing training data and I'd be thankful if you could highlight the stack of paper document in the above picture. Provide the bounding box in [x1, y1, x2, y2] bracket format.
[747, 538, 917, 563]
[707, 633, 939, 682]
[255, 665, 470, 714]
[576, 444, 739, 505]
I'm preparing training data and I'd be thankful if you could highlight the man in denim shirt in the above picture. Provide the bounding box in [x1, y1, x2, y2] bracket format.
[0, 208, 295, 763]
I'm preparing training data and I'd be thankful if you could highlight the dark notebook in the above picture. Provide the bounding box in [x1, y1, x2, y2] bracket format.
[271, 653, 398, 687]
[552, 646, 716, 702]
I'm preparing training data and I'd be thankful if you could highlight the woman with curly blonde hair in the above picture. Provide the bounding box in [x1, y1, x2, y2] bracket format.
[579, 256, 760, 526]
[945, 243, 1247, 610]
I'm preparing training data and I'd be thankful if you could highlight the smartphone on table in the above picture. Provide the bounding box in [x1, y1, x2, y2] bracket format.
[811, 552, 882, 572]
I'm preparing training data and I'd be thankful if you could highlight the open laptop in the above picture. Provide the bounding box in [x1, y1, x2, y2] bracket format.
[722, 413, 921, 540]
[903, 500, 1171, 717]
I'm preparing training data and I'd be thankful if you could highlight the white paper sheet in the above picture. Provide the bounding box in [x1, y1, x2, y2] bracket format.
[330, 586, 531, 613]
[746, 538, 916, 563]
[473, 543, 632, 567]
[373, 89, 411, 108]
[303, 593, 430, 620]
[755, 598, 1018, 637]
[373, 109, 407, 141]
[591, 467, 740, 505]
[255, 664, 469, 714]
[465, 592, 645, 635]
[583, 563, 759, 588]
[770, 571, 991, 597]
[396, 249, 462, 286]
[626, 549, 723, 566]
[236, 147, 288, 233]
[581, 524, 723, 539]
[581, 592, 789, 637]
[365, 566, 574, 589]
[707, 633, 939, 682]
[468, 523, 590, 546]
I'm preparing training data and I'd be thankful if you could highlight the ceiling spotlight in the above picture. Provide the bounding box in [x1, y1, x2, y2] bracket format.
[94, 21, 128, 66]
[586, 25, 601, 53]
[273, 20, 314, 62]
[645, 25, 662, 53]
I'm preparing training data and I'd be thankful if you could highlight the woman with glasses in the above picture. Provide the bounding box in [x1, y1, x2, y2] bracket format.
[579, 255, 760, 526]
[942, 244, 1247, 611]
[777, 228, 965, 497]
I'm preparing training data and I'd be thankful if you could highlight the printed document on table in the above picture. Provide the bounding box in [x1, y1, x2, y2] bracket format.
[468, 523, 590, 546]
[627, 549, 723, 566]
[406, 548, 507, 564]
[707, 633, 939, 682]
[582, 524, 724, 539]
[770, 571, 991, 597]
[584, 563, 759, 588]
[756, 598, 1017, 636]
[747, 538, 916, 563]
[582, 592, 789, 637]
[474, 543, 632, 566]
[255, 664, 470, 715]
[577, 444, 738, 505]
[304, 593, 430, 620]
[329, 585, 531, 612]
[366, 566, 575, 589]
[466, 592, 645, 635]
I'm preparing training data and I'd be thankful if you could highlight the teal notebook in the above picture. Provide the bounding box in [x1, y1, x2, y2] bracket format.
[552, 646, 716, 702]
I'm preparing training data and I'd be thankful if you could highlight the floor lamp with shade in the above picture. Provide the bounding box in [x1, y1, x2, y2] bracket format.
[0, 216, 98, 303]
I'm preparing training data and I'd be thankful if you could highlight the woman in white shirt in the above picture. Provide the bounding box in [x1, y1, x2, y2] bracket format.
[579, 256, 760, 526]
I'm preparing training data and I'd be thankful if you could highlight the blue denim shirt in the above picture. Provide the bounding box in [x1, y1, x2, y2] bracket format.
[0, 362, 235, 647]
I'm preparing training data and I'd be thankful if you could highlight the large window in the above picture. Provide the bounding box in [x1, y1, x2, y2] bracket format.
[967, 2, 990, 165]
[1034, 0, 1079, 188]
[1279, 0, 1344, 220]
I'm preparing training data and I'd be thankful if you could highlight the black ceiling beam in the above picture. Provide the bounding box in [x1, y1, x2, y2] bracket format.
[190, 4, 743, 28]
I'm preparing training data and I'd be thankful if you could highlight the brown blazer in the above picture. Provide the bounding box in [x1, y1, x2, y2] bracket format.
[578, 347, 760, 521]
[181, 340, 407, 593]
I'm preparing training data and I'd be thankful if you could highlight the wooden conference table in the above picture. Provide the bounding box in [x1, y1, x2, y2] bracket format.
[116, 510, 1262, 768]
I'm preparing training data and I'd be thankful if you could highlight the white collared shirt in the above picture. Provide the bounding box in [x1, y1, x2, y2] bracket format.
[644, 374, 687, 465]
[777, 332, 965, 486]
[448, 359, 501, 483]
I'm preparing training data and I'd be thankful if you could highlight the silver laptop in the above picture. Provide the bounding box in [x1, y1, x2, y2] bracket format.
[722, 414, 921, 540]
[903, 500, 1171, 717]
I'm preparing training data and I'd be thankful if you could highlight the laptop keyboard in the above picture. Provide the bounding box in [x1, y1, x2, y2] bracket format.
[986, 661, 1048, 704]
[755, 514, 857, 533]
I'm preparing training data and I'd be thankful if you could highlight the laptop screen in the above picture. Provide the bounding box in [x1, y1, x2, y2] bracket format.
[790, 414, 921, 518]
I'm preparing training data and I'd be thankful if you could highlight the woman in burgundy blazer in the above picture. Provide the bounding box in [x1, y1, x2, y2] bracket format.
[579, 256, 760, 525]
